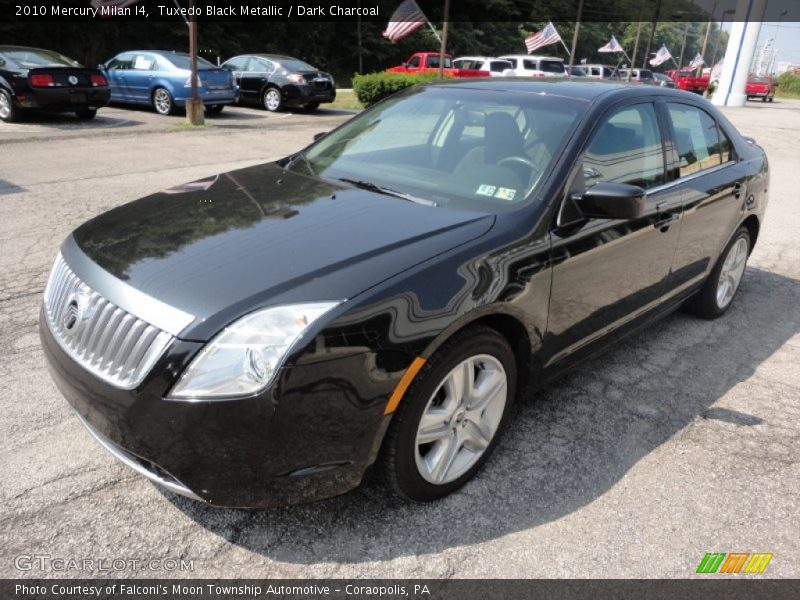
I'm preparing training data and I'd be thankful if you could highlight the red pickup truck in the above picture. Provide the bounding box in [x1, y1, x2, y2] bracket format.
[387, 52, 489, 77]
[667, 69, 709, 93]
[746, 75, 776, 102]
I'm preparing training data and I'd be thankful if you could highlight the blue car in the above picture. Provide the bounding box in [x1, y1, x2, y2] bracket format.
[102, 50, 238, 115]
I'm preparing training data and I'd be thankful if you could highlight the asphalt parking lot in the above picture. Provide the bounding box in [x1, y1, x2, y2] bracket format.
[1, 98, 798, 579]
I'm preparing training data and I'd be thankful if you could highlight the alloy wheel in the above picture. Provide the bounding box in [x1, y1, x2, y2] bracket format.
[716, 237, 748, 309]
[414, 354, 507, 485]
[264, 89, 281, 111]
[153, 89, 172, 115]
[0, 92, 11, 120]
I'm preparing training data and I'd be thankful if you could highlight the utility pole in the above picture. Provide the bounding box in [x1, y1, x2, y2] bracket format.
[568, 0, 584, 75]
[186, 0, 204, 125]
[711, 8, 735, 66]
[438, 0, 450, 80]
[678, 21, 690, 69]
[631, 1, 646, 73]
[700, 0, 718, 72]
[643, 0, 662, 69]
[357, 1, 363, 74]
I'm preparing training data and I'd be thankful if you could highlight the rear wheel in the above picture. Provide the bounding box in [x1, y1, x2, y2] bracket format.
[684, 226, 750, 319]
[768, 96, 774, 103]
[762, 96, 768, 102]
[152, 87, 174, 115]
[262, 87, 282, 112]
[304, 102, 320, 111]
[205, 104, 224, 115]
[75, 108, 97, 120]
[380, 326, 517, 502]
[0, 89, 21, 123]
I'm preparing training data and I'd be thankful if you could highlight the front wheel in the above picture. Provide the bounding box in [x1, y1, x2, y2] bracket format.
[262, 87, 282, 112]
[379, 326, 517, 502]
[0, 89, 21, 123]
[152, 87, 174, 115]
[684, 226, 750, 319]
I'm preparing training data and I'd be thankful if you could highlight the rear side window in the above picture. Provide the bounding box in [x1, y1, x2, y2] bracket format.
[490, 61, 510, 73]
[582, 103, 666, 189]
[540, 60, 565, 73]
[503, 58, 518, 68]
[667, 103, 725, 176]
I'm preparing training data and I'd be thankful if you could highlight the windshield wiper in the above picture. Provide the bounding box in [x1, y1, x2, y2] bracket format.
[336, 178, 438, 207]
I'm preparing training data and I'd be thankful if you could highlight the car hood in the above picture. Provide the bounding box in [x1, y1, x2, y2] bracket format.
[69, 162, 494, 340]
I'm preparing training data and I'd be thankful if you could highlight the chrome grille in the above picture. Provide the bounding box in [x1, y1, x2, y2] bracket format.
[43, 253, 174, 389]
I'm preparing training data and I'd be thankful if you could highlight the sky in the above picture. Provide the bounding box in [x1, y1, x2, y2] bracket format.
[750, 21, 800, 68]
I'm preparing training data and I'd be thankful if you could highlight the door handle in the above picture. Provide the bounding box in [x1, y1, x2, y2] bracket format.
[654, 212, 680, 231]
[733, 182, 743, 198]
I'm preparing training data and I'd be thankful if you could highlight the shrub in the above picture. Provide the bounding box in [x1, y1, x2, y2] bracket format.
[776, 72, 800, 97]
[352, 72, 445, 107]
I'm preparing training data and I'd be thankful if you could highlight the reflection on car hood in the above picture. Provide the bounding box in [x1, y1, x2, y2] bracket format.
[71, 162, 495, 340]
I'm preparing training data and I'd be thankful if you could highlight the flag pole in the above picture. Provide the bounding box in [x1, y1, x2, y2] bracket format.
[437, 0, 450, 80]
[568, 0, 584, 74]
[560, 38, 572, 59]
[426, 21, 442, 44]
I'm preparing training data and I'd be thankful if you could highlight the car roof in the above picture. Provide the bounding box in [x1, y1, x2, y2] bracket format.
[424, 78, 698, 102]
[230, 54, 300, 62]
[500, 54, 564, 60]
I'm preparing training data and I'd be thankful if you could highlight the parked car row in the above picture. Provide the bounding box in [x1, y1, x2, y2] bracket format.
[0, 45, 335, 122]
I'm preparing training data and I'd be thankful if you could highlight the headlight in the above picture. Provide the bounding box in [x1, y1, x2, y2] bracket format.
[168, 302, 339, 400]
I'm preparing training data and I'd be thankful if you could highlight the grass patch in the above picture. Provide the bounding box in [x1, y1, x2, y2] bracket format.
[168, 121, 213, 132]
[329, 90, 362, 111]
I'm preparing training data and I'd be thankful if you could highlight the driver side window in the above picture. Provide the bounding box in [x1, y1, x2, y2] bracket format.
[580, 103, 666, 191]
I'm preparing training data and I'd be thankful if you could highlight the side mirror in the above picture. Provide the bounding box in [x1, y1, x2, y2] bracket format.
[97, 64, 106, 70]
[574, 182, 646, 220]
[313, 131, 328, 141]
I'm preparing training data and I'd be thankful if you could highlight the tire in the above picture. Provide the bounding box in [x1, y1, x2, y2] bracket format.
[762, 96, 767, 102]
[152, 87, 174, 115]
[684, 226, 750, 319]
[262, 87, 283, 112]
[768, 96, 774, 103]
[304, 102, 320, 111]
[379, 325, 517, 502]
[0, 88, 21, 123]
[205, 104, 224, 115]
[75, 108, 97, 120]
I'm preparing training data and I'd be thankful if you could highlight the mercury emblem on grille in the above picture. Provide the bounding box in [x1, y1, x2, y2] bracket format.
[63, 290, 93, 336]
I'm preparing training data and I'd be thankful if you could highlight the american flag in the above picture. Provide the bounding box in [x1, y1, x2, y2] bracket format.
[383, 0, 427, 44]
[710, 60, 724, 80]
[598, 36, 624, 53]
[649, 45, 673, 67]
[524, 22, 562, 54]
[687, 53, 705, 70]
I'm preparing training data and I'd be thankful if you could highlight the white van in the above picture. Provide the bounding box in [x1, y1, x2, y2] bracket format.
[499, 55, 566, 77]
[453, 56, 513, 77]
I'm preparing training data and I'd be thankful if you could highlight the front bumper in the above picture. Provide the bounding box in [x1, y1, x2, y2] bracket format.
[174, 88, 238, 107]
[282, 83, 336, 107]
[17, 87, 111, 112]
[41, 313, 394, 508]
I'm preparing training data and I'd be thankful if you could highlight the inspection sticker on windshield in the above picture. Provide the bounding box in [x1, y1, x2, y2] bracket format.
[475, 184, 497, 197]
[494, 187, 517, 201]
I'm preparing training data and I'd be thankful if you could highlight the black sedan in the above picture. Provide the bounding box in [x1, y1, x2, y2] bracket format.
[0, 46, 110, 122]
[221, 54, 335, 111]
[41, 80, 768, 507]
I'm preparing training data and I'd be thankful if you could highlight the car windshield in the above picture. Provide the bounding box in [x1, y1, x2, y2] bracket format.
[162, 54, 216, 70]
[3, 49, 81, 68]
[299, 86, 585, 213]
[751, 76, 769, 83]
[277, 58, 316, 72]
